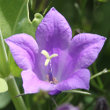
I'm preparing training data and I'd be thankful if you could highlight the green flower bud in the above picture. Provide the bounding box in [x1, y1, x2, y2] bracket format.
[32, 13, 43, 28]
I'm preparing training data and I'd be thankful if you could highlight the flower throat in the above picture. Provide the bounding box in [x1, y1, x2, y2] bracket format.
[41, 50, 58, 84]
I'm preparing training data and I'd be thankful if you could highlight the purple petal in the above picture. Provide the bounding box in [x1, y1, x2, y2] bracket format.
[34, 53, 50, 80]
[21, 69, 55, 94]
[56, 104, 79, 110]
[36, 7, 72, 51]
[5, 33, 38, 70]
[51, 49, 74, 81]
[56, 69, 90, 91]
[49, 90, 61, 95]
[69, 33, 106, 69]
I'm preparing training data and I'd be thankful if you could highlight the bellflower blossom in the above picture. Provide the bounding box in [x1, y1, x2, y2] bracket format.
[5, 7, 106, 95]
[56, 104, 79, 110]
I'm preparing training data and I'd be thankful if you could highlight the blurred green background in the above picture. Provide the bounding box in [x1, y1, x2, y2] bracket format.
[0, 0, 110, 110]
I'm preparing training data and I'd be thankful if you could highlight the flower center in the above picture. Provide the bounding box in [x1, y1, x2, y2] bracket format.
[46, 73, 58, 84]
[41, 50, 58, 84]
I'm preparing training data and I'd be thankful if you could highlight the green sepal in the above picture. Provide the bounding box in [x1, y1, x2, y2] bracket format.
[32, 13, 43, 28]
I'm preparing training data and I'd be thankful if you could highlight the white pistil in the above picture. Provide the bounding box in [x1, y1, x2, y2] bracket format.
[45, 59, 50, 66]
[41, 50, 49, 59]
[50, 54, 58, 59]
[41, 50, 58, 66]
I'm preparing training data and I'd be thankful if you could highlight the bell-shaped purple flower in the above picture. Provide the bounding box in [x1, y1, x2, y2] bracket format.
[5, 7, 106, 95]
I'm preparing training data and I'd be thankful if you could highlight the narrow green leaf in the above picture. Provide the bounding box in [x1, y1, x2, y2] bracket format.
[63, 90, 91, 95]
[0, 30, 10, 77]
[90, 68, 108, 80]
[0, 78, 8, 93]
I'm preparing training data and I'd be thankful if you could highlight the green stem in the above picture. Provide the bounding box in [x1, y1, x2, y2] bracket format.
[91, 68, 109, 80]
[0, 30, 8, 61]
[6, 75, 27, 110]
[0, 30, 27, 110]
[50, 96, 58, 107]
[89, 67, 100, 90]
[0, 29, 10, 77]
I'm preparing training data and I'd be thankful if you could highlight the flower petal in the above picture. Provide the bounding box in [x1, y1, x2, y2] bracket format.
[49, 90, 61, 95]
[51, 49, 74, 81]
[21, 69, 55, 94]
[56, 104, 79, 110]
[69, 33, 106, 69]
[5, 33, 38, 70]
[56, 69, 90, 91]
[36, 7, 72, 51]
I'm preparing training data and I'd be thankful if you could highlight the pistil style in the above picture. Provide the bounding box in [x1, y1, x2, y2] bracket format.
[41, 50, 58, 66]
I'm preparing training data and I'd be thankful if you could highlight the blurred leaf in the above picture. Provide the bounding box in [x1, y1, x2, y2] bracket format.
[0, 0, 32, 37]
[0, 92, 11, 109]
[97, 0, 107, 2]
[56, 93, 73, 105]
[84, 96, 94, 103]
[0, 0, 43, 37]
[0, 78, 8, 93]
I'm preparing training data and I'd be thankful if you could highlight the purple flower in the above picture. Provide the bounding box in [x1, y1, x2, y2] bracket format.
[5, 7, 106, 95]
[56, 104, 79, 110]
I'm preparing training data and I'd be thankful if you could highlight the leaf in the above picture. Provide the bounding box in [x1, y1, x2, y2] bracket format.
[0, 30, 10, 77]
[0, 92, 11, 109]
[0, 0, 43, 77]
[0, 78, 8, 93]
[63, 90, 91, 95]
[0, 0, 31, 37]
[0, 0, 43, 37]
[56, 93, 73, 104]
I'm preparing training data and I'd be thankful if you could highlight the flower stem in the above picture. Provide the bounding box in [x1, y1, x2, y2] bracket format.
[0, 29, 27, 109]
[50, 96, 58, 107]
[0, 29, 10, 77]
[6, 75, 27, 110]
[90, 68, 109, 80]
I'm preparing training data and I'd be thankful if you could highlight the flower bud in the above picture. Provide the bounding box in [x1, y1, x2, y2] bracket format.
[32, 13, 43, 28]
[95, 97, 109, 110]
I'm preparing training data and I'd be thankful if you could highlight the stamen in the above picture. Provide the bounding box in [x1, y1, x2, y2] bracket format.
[41, 50, 58, 66]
